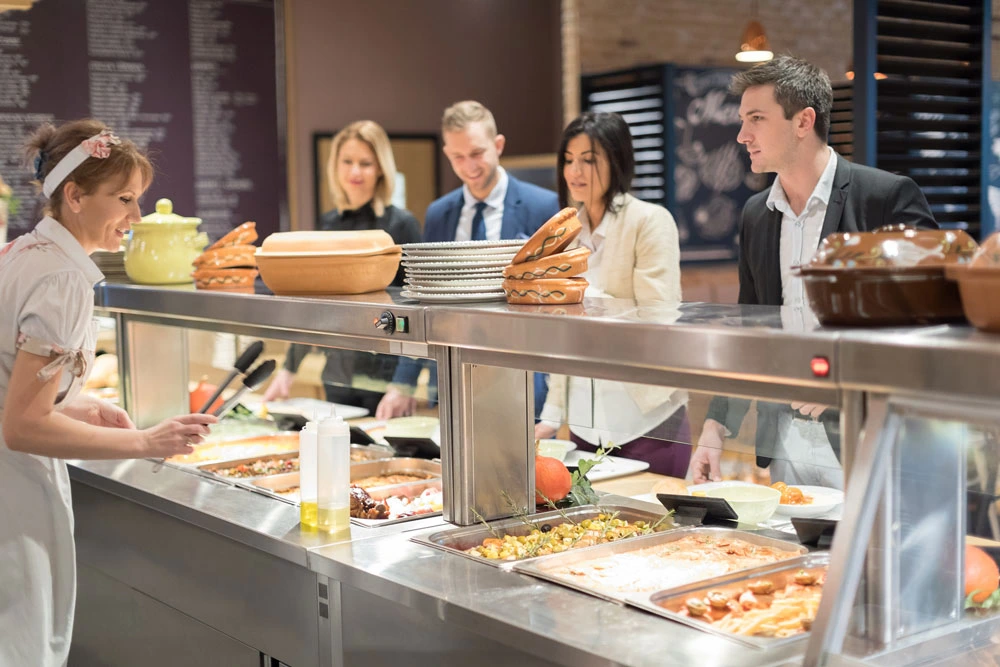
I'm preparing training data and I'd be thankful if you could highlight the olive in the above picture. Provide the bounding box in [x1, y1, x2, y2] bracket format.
[540, 523, 553, 533]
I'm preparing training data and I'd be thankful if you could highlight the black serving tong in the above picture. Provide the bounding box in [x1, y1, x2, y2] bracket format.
[210, 359, 277, 418]
[197, 340, 264, 413]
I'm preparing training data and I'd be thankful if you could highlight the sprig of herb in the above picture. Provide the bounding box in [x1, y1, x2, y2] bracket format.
[565, 441, 620, 507]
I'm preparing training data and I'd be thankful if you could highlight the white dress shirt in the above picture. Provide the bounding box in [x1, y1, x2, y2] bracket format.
[454, 166, 508, 242]
[575, 203, 609, 296]
[768, 147, 838, 307]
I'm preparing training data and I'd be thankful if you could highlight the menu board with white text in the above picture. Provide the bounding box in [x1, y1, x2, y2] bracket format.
[0, 0, 284, 242]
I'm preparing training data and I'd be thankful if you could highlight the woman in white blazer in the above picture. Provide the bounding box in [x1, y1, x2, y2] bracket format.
[535, 112, 691, 477]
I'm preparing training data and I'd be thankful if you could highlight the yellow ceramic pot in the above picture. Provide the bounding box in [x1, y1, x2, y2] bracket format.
[125, 198, 209, 284]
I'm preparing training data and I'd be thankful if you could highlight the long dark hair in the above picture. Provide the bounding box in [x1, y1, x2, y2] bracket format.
[556, 111, 634, 213]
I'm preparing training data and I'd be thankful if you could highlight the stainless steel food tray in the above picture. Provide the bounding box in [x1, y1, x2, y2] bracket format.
[349, 457, 441, 489]
[351, 478, 444, 528]
[248, 472, 300, 505]
[626, 551, 830, 648]
[196, 452, 299, 480]
[410, 504, 673, 569]
[161, 431, 300, 469]
[350, 444, 395, 464]
[511, 526, 808, 604]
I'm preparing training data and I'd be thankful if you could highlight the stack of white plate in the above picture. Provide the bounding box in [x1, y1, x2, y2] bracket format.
[400, 240, 523, 303]
[92, 250, 127, 278]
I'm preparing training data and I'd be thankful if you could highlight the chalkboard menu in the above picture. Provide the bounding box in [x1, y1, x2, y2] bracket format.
[0, 0, 284, 242]
[671, 67, 767, 261]
[582, 64, 768, 262]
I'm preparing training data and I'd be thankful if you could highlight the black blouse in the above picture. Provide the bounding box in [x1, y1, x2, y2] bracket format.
[317, 201, 421, 286]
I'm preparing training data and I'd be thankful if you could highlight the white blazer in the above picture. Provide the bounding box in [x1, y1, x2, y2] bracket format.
[541, 193, 685, 439]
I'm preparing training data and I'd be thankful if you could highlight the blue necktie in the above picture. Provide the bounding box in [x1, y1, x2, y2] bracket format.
[470, 201, 487, 241]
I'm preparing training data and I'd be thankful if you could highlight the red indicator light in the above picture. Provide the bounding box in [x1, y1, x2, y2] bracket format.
[810, 356, 831, 378]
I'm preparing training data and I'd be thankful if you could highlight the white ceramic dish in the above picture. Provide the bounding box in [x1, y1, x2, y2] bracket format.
[240, 396, 369, 420]
[401, 290, 507, 303]
[563, 450, 650, 481]
[385, 416, 440, 440]
[403, 268, 505, 277]
[405, 278, 505, 289]
[402, 240, 523, 251]
[402, 283, 505, 293]
[536, 438, 576, 462]
[403, 248, 519, 258]
[401, 259, 510, 269]
[772, 485, 845, 518]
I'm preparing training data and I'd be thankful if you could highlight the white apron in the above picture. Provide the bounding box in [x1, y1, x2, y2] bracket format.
[0, 226, 98, 667]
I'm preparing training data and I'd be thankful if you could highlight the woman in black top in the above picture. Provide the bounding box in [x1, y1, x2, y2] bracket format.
[264, 121, 420, 414]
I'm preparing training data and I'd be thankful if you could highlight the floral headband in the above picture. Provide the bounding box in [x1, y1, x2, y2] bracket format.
[41, 130, 122, 198]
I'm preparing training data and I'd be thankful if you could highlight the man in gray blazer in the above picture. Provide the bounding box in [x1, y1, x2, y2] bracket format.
[689, 56, 936, 486]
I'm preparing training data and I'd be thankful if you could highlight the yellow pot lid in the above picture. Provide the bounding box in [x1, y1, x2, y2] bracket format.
[137, 198, 202, 226]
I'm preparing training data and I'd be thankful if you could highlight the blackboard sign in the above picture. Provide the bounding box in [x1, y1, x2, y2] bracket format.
[0, 0, 285, 242]
[671, 67, 768, 262]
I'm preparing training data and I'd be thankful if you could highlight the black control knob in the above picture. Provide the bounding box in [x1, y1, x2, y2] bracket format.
[374, 311, 395, 334]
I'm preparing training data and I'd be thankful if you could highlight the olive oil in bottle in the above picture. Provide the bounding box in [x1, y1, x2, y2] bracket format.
[317, 410, 351, 534]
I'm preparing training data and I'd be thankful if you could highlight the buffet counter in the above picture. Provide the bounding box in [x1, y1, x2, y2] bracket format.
[68, 282, 1000, 667]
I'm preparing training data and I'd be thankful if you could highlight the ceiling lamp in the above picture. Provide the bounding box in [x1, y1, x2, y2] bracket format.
[735, 0, 774, 63]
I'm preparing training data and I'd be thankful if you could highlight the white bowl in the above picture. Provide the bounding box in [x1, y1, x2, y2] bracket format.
[700, 484, 781, 525]
[536, 438, 576, 462]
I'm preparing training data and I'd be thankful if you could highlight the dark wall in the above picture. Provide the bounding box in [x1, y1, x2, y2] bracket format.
[289, 0, 563, 228]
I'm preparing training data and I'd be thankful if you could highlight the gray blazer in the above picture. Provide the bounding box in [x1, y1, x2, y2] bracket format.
[706, 153, 937, 467]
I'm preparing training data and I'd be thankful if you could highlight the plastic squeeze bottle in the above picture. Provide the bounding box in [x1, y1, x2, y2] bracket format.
[316, 409, 351, 534]
[298, 417, 319, 529]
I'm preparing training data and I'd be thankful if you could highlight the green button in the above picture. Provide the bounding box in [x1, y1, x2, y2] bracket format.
[395, 316, 407, 333]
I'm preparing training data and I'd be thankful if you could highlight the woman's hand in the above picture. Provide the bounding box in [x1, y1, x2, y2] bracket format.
[139, 413, 218, 458]
[375, 388, 416, 420]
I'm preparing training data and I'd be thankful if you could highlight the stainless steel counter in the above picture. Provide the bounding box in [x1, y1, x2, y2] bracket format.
[69, 458, 806, 667]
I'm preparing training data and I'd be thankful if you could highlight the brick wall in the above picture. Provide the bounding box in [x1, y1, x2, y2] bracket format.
[576, 0, 852, 82]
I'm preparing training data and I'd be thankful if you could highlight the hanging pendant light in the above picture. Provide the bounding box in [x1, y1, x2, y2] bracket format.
[735, 0, 774, 63]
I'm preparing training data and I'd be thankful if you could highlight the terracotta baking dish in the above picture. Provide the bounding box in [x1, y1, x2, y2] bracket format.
[260, 229, 397, 256]
[944, 232, 1000, 333]
[511, 208, 582, 265]
[503, 277, 588, 305]
[503, 246, 591, 280]
[256, 250, 401, 295]
[798, 227, 977, 326]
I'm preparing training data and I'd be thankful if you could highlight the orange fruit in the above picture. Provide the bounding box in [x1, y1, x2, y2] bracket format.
[189, 377, 223, 414]
[535, 455, 572, 504]
[965, 544, 999, 603]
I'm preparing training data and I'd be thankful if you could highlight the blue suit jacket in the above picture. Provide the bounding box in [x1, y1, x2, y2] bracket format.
[395, 174, 558, 417]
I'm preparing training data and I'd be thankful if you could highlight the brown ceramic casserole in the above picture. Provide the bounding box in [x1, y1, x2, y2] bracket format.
[511, 208, 582, 265]
[799, 227, 976, 326]
[944, 233, 1000, 333]
[256, 250, 401, 295]
[503, 246, 591, 280]
[503, 277, 588, 305]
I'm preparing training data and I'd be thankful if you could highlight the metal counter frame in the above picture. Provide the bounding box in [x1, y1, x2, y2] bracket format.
[73, 282, 1000, 667]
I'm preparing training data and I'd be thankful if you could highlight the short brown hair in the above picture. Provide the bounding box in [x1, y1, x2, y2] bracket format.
[441, 101, 497, 137]
[730, 55, 833, 140]
[327, 120, 396, 216]
[24, 119, 154, 218]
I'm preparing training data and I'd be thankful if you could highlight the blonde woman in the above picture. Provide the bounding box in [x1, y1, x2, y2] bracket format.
[265, 121, 420, 413]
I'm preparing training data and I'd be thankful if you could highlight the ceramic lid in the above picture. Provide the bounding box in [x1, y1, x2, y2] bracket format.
[970, 232, 1000, 268]
[137, 198, 202, 226]
[259, 229, 398, 256]
[805, 227, 978, 271]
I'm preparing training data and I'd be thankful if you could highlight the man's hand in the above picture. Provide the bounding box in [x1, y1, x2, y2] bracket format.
[534, 422, 557, 440]
[262, 369, 294, 402]
[62, 394, 136, 429]
[375, 387, 417, 420]
[688, 418, 726, 484]
[791, 402, 828, 420]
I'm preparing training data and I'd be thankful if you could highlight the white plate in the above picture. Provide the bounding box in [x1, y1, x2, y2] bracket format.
[405, 278, 505, 288]
[687, 480, 757, 493]
[401, 258, 510, 269]
[537, 438, 576, 462]
[403, 248, 517, 262]
[402, 240, 524, 251]
[401, 290, 507, 303]
[403, 283, 505, 294]
[404, 267, 505, 276]
[563, 450, 650, 481]
[772, 485, 844, 518]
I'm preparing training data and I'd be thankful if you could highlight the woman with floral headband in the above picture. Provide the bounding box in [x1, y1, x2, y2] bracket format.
[0, 119, 216, 666]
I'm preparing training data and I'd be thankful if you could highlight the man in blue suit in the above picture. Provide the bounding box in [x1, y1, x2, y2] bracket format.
[376, 100, 558, 419]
